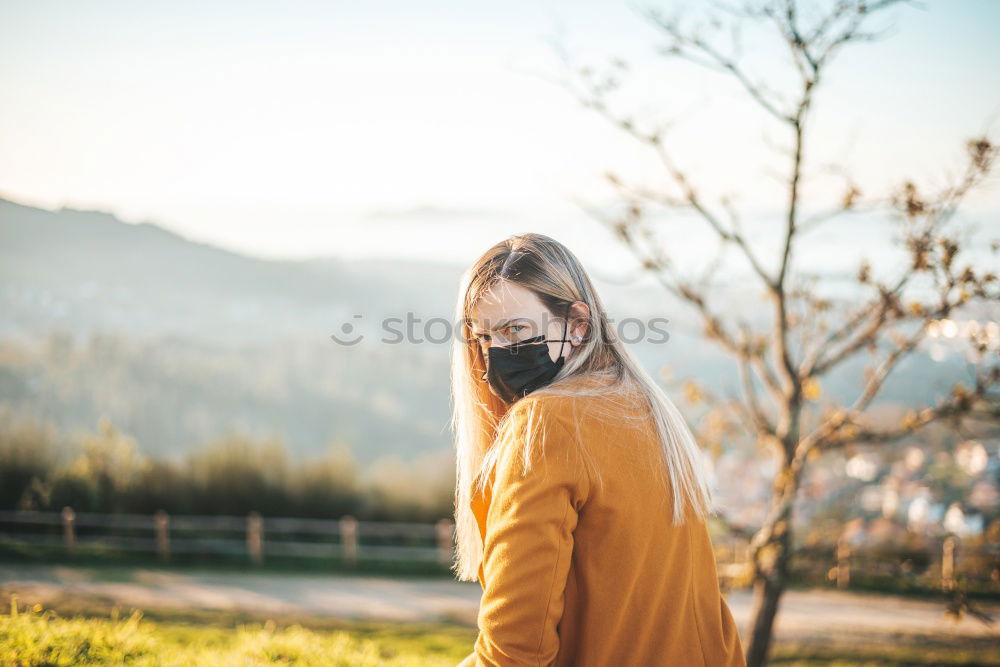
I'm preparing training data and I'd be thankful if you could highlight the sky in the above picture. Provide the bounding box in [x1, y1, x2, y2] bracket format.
[1, 0, 998, 273]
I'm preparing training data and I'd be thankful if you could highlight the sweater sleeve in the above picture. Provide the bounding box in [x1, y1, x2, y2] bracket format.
[466, 398, 589, 666]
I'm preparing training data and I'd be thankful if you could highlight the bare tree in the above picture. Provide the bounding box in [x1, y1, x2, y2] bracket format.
[549, 1, 999, 664]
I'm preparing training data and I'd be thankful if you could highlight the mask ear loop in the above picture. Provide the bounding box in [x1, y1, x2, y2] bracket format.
[556, 302, 571, 361]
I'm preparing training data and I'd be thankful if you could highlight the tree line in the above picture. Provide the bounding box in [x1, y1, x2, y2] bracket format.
[0, 411, 456, 522]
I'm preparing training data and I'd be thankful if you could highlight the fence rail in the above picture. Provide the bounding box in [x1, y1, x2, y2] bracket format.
[712, 533, 999, 593]
[1, 509, 996, 592]
[0, 508, 456, 567]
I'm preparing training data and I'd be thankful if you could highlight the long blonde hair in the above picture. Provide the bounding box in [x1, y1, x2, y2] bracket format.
[449, 232, 716, 582]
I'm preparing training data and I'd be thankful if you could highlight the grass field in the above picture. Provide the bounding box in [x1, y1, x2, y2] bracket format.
[3, 593, 997, 666]
[1, 594, 474, 666]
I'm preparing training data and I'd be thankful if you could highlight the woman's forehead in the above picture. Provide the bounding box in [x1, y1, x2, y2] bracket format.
[471, 283, 545, 327]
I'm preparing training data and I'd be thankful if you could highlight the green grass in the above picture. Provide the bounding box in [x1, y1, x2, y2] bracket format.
[1, 595, 476, 666]
[768, 635, 1000, 666]
[3, 593, 997, 666]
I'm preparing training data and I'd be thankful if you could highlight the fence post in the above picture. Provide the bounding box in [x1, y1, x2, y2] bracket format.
[61, 506, 76, 556]
[436, 518, 454, 567]
[247, 512, 263, 565]
[154, 510, 170, 562]
[836, 536, 851, 589]
[340, 515, 358, 567]
[942, 534, 957, 592]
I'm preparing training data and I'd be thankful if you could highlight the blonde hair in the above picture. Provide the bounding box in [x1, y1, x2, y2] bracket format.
[449, 232, 717, 582]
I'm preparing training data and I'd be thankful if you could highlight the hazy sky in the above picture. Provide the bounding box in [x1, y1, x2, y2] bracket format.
[1, 0, 998, 270]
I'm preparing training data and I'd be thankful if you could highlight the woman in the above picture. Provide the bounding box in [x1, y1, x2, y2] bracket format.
[451, 233, 746, 666]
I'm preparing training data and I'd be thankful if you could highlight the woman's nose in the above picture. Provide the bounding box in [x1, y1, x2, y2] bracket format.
[489, 334, 514, 347]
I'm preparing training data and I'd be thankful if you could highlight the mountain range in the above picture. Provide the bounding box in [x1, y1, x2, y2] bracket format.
[0, 197, 980, 465]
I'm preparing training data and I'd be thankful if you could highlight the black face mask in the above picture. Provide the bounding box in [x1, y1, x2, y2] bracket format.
[480, 305, 572, 404]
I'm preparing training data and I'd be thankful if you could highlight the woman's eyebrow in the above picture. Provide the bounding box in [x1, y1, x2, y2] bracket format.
[470, 317, 530, 333]
[491, 317, 531, 330]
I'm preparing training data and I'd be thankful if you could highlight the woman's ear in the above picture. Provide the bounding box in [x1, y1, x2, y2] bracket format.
[568, 300, 591, 346]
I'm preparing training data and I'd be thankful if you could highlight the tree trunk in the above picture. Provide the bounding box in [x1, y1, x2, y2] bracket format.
[744, 477, 796, 667]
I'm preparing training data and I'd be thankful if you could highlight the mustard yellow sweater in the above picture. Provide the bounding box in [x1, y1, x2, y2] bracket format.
[458, 374, 746, 666]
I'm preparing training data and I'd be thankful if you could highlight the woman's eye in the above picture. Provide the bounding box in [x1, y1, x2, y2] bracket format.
[503, 324, 526, 339]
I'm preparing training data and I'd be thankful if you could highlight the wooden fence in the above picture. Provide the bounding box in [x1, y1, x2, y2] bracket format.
[0, 509, 995, 593]
[0, 508, 456, 567]
[712, 533, 999, 593]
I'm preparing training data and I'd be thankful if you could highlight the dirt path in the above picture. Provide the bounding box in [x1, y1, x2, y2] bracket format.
[1, 564, 995, 645]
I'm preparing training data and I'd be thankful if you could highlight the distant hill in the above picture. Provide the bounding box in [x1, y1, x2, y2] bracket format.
[0, 198, 468, 462]
[0, 198, 467, 343]
[0, 197, 978, 465]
